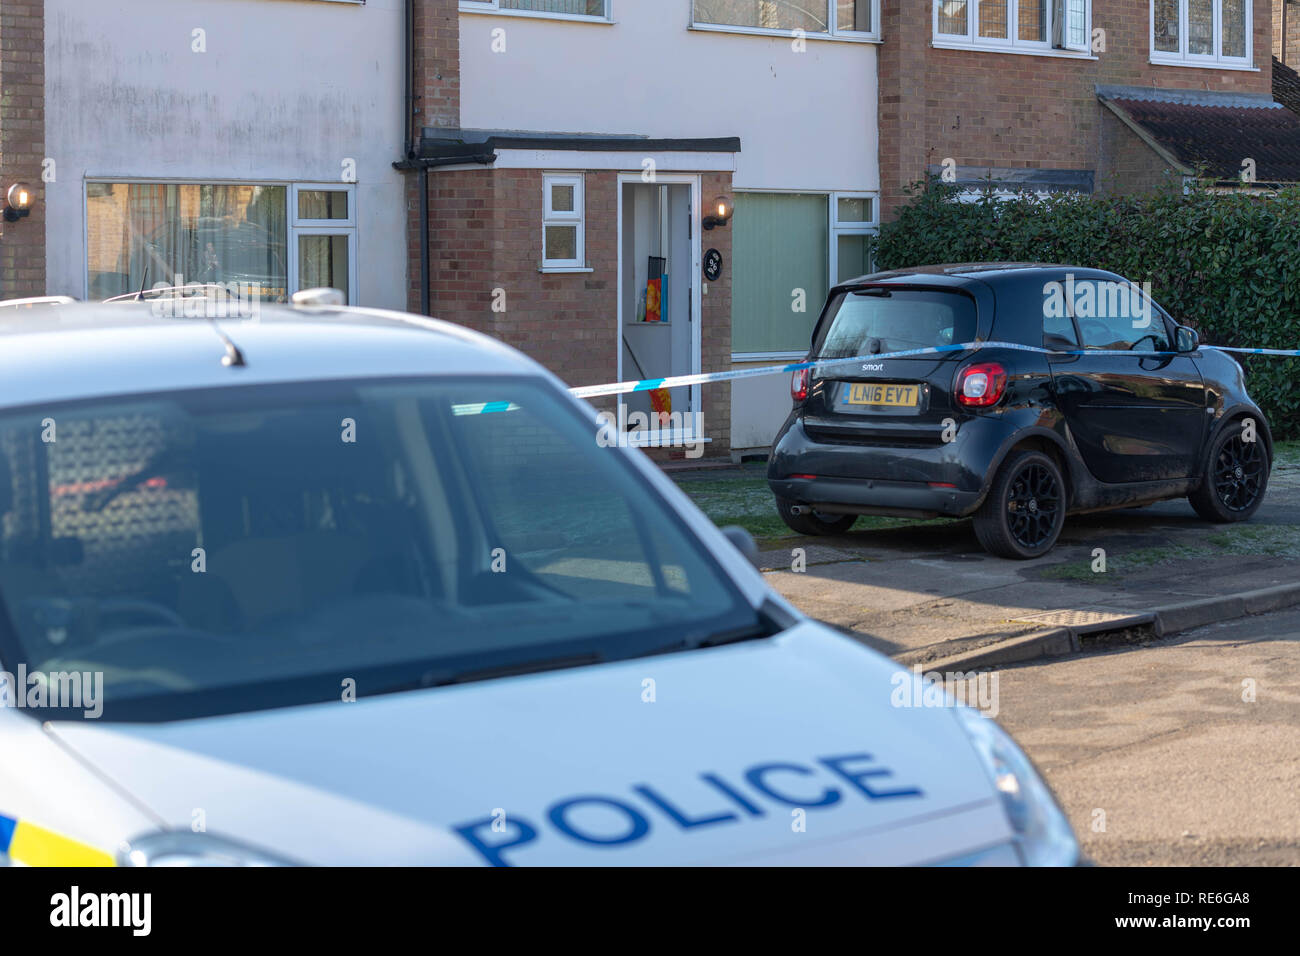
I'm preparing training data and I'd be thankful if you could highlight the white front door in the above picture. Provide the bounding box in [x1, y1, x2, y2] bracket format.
[617, 174, 702, 444]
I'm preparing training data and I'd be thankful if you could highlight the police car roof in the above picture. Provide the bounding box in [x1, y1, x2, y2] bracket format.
[0, 301, 543, 409]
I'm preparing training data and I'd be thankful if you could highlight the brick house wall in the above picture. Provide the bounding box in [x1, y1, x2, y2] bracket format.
[697, 169, 733, 461]
[405, 0, 460, 313]
[412, 0, 459, 130]
[879, 0, 1274, 219]
[430, 167, 617, 383]
[0, 0, 45, 299]
[1096, 108, 1181, 194]
[403, 5, 733, 457]
[1276, 0, 1300, 64]
[424, 166, 734, 459]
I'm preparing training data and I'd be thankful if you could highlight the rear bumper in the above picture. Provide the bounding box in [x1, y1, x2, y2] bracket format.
[768, 474, 982, 519]
[767, 414, 1022, 518]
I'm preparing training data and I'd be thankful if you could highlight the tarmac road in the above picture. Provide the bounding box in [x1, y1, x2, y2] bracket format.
[991, 607, 1300, 866]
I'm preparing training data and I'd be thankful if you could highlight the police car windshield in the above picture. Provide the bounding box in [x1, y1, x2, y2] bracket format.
[0, 377, 762, 721]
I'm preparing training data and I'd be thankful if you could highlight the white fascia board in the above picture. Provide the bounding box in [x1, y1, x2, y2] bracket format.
[490, 149, 737, 172]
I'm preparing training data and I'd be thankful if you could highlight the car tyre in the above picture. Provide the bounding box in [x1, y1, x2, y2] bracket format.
[775, 497, 857, 536]
[1188, 424, 1269, 523]
[973, 450, 1066, 560]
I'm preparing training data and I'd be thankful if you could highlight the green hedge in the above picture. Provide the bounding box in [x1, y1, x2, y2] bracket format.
[876, 180, 1300, 438]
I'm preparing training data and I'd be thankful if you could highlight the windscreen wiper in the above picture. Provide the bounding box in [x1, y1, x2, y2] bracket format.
[364, 605, 790, 696]
[365, 651, 606, 696]
[681, 604, 790, 650]
[689, 622, 775, 649]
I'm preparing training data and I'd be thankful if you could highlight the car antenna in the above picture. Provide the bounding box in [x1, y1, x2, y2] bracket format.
[210, 319, 246, 367]
[134, 264, 150, 301]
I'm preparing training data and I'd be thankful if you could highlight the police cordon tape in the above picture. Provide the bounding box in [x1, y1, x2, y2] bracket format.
[567, 341, 1300, 400]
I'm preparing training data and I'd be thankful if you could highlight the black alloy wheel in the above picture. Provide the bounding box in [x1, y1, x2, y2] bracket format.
[1212, 434, 1265, 513]
[973, 449, 1067, 559]
[1190, 425, 1270, 523]
[1006, 461, 1062, 551]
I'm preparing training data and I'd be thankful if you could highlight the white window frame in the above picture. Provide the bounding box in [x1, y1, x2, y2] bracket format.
[1149, 0, 1254, 69]
[289, 183, 358, 304]
[729, 187, 879, 362]
[291, 183, 355, 229]
[932, 0, 1094, 57]
[459, 0, 613, 24]
[541, 173, 586, 272]
[690, 1, 882, 43]
[830, 191, 879, 287]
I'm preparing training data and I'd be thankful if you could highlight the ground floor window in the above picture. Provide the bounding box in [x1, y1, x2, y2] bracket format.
[542, 173, 585, 271]
[292, 184, 356, 301]
[731, 190, 877, 357]
[833, 193, 876, 284]
[85, 181, 357, 303]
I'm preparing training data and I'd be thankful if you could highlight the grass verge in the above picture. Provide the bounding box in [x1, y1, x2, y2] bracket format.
[1041, 523, 1300, 580]
[673, 464, 958, 546]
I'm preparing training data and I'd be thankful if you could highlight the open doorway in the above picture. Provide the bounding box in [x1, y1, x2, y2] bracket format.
[618, 176, 701, 445]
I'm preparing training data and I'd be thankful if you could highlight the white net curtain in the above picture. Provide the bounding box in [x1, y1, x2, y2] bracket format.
[86, 183, 288, 301]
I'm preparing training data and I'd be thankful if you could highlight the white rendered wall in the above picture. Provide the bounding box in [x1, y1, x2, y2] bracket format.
[44, 0, 407, 309]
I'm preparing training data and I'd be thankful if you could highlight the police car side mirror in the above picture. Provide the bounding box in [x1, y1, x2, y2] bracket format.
[1175, 325, 1199, 353]
[720, 525, 760, 569]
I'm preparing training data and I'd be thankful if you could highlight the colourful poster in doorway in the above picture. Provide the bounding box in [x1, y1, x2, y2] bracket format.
[646, 256, 665, 323]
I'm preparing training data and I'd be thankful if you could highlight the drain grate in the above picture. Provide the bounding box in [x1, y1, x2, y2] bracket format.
[758, 545, 861, 572]
[1011, 607, 1154, 634]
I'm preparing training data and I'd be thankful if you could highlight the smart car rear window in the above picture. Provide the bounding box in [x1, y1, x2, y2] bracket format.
[814, 289, 978, 358]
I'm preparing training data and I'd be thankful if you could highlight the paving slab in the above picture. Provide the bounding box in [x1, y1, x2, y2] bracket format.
[760, 505, 1300, 664]
[677, 452, 1300, 665]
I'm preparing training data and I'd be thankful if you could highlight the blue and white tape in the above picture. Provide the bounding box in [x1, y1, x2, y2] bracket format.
[568, 341, 1300, 400]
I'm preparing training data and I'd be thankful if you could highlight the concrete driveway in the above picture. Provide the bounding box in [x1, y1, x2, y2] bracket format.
[675, 445, 1300, 664]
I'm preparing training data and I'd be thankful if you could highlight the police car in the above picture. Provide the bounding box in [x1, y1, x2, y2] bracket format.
[0, 290, 1078, 866]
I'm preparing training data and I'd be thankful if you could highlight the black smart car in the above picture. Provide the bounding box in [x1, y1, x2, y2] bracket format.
[768, 263, 1272, 559]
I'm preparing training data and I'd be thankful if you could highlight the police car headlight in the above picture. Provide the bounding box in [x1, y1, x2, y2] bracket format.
[956, 706, 1078, 866]
[117, 831, 295, 867]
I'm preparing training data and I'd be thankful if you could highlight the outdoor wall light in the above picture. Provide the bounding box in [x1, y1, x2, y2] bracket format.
[703, 197, 732, 230]
[4, 183, 32, 222]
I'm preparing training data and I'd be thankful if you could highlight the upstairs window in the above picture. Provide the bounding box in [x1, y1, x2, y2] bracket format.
[1151, 1, 1251, 66]
[692, 1, 881, 41]
[934, 0, 1091, 54]
[460, 1, 611, 21]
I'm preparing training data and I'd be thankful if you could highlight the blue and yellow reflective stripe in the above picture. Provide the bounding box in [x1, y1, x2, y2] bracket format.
[0, 812, 114, 866]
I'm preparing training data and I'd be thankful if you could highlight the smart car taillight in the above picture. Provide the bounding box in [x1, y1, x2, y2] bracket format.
[956, 362, 1007, 407]
[791, 368, 810, 403]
